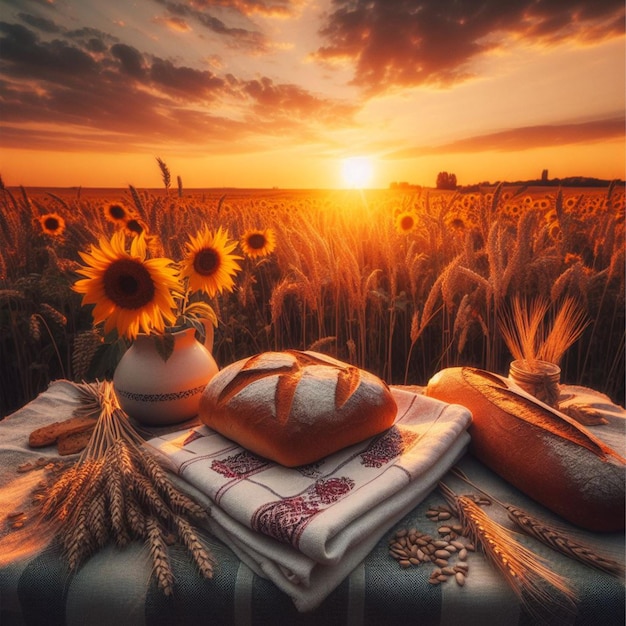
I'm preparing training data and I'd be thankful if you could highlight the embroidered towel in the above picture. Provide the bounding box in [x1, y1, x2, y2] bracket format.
[149, 387, 471, 610]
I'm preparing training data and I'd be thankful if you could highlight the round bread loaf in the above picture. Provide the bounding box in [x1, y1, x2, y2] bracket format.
[199, 350, 397, 467]
[425, 367, 625, 532]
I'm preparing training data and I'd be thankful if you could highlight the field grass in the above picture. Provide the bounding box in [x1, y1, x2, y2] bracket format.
[1, 181, 624, 417]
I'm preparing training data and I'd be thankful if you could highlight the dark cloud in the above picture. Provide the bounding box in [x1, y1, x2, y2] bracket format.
[315, 0, 625, 93]
[150, 58, 225, 96]
[386, 117, 626, 159]
[17, 12, 61, 33]
[153, 0, 270, 51]
[65, 26, 118, 46]
[86, 37, 108, 54]
[111, 43, 147, 78]
[171, 0, 299, 18]
[0, 22, 98, 79]
[242, 76, 358, 129]
[0, 20, 357, 152]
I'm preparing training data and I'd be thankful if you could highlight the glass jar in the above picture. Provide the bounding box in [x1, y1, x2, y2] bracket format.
[508, 359, 561, 408]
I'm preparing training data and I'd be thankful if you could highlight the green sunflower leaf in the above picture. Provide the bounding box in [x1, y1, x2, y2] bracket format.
[153, 333, 175, 362]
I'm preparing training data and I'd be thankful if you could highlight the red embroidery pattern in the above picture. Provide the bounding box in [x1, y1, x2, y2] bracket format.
[296, 462, 323, 479]
[251, 477, 355, 547]
[360, 428, 419, 468]
[211, 450, 268, 478]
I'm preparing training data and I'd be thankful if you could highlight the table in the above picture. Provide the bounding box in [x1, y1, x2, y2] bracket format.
[1, 380, 624, 626]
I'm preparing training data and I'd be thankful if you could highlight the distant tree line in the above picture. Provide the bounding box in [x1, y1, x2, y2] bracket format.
[389, 172, 623, 191]
[436, 171, 457, 190]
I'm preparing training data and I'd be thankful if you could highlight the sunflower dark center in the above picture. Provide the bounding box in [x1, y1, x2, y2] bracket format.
[400, 216, 414, 230]
[247, 233, 266, 250]
[103, 259, 155, 310]
[126, 219, 144, 234]
[108, 204, 126, 220]
[194, 248, 220, 276]
[44, 217, 60, 230]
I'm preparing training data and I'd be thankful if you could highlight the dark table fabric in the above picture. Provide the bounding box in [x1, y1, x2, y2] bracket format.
[1, 380, 624, 626]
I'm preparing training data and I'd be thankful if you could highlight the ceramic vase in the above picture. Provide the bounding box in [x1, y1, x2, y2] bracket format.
[113, 326, 218, 426]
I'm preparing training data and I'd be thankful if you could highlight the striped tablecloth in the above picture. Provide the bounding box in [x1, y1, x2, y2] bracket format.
[0, 380, 624, 625]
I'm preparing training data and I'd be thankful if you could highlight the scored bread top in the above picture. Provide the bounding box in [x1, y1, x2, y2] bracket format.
[459, 368, 625, 463]
[199, 350, 397, 466]
[215, 350, 367, 423]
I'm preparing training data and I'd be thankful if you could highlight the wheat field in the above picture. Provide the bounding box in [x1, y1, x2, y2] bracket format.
[1, 180, 624, 417]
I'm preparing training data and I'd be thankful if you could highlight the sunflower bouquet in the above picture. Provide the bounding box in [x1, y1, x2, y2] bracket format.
[73, 225, 243, 350]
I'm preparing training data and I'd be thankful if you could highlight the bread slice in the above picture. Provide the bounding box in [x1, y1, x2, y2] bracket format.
[29, 415, 97, 448]
[57, 427, 95, 455]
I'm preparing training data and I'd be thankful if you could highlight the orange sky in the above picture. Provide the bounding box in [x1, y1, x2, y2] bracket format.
[0, 1, 624, 189]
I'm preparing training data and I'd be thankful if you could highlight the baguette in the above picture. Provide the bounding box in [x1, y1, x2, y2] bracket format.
[425, 367, 625, 532]
[28, 415, 97, 449]
[199, 350, 397, 467]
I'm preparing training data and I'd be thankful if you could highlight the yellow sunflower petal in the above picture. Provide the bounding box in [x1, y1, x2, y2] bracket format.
[73, 231, 178, 340]
[180, 225, 242, 298]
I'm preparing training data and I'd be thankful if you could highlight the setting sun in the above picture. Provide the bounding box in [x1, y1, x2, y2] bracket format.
[341, 157, 374, 188]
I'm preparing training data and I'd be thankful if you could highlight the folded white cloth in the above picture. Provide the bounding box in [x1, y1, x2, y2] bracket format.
[149, 387, 472, 611]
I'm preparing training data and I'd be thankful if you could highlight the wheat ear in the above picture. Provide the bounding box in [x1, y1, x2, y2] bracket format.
[439, 482, 578, 624]
[504, 505, 624, 579]
[146, 516, 175, 596]
[34, 380, 216, 593]
[450, 467, 624, 579]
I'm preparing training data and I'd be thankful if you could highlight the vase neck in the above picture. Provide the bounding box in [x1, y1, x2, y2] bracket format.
[132, 327, 197, 350]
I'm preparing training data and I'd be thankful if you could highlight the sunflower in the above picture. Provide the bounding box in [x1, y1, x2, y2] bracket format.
[445, 213, 466, 231]
[395, 210, 417, 234]
[179, 226, 242, 297]
[73, 230, 179, 340]
[124, 217, 148, 237]
[240, 228, 276, 259]
[104, 203, 131, 225]
[38, 212, 66, 237]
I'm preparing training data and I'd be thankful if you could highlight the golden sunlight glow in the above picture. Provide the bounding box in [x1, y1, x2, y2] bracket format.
[341, 157, 374, 188]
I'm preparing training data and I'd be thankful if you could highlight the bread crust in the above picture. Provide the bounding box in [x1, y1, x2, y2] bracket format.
[425, 367, 625, 532]
[57, 428, 95, 455]
[199, 350, 397, 467]
[28, 415, 97, 448]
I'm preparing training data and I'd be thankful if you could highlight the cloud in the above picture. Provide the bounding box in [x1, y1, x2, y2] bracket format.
[0, 19, 357, 152]
[17, 12, 61, 33]
[172, 1, 300, 18]
[150, 58, 225, 96]
[0, 22, 98, 79]
[314, 0, 625, 93]
[386, 116, 626, 159]
[241, 76, 358, 130]
[111, 43, 147, 78]
[152, 0, 271, 51]
[152, 15, 192, 33]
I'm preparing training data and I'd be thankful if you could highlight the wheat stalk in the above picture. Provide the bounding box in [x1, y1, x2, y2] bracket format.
[34, 380, 216, 595]
[62, 508, 94, 571]
[439, 482, 578, 624]
[539, 297, 589, 365]
[72, 330, 103, 380]
[450, 468, 624, 579]
[104, 461, 131, 547]
[146, 516, 175, 596]
[498, 295, 588, 369]
[156, 157, 171, 194]
[498, 296, 549, 363]
[505, 505, 624, 579]
[173, 515, 215, 579]
[86, 490, 109, 548]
